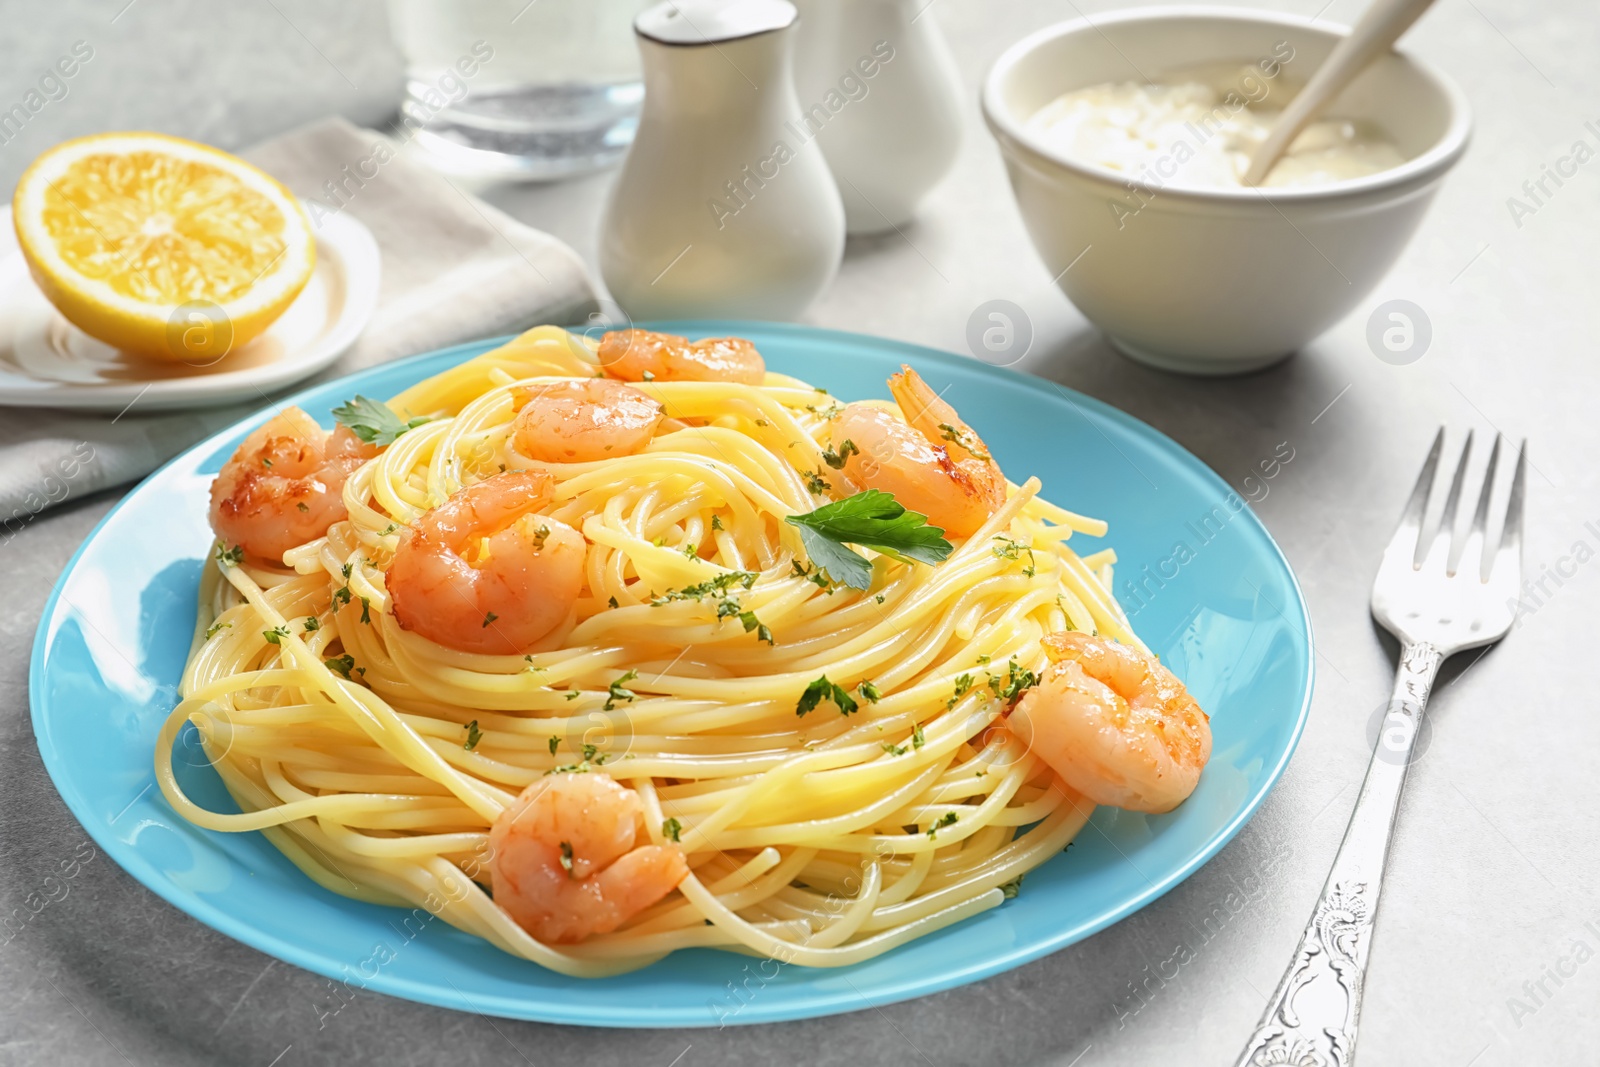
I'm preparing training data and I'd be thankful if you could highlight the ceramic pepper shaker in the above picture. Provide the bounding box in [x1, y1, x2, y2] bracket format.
[791, 0, 964, 234]
[600, 0, 845, 320]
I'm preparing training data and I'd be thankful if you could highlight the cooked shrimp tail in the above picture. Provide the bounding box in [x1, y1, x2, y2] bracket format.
[597, 328, 765, 385]
[387, 470, 585, 655]
[829, 365, 1005, 538]
[512, 378, 664, 463]
[489, 772, 689, 944]
[209, 406, 378, 562]
[1008, 631, 1211, 814]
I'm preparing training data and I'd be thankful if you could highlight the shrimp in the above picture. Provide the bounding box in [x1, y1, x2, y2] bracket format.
[1008, 631, 1211, 814]
[209, 406, 378, 562]
[597, 328, 765, 385]
[489, 772, 689, 944]
[511, 378, 664, 463]
[387, 470, 585, 655]
[829, 365, 1005, 538]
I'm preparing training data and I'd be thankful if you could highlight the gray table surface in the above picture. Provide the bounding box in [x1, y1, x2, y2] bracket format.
[3, 1, 1597, 1064]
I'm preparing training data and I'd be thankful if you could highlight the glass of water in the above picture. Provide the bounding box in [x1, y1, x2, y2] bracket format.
[386, 0, 647, 181]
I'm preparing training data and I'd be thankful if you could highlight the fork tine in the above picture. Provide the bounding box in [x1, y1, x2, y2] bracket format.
[1491, 440, 1527, 582]
[1386, 427, 1444, 568]
[1453, 434, 1502, 579]
[1418, 430, 1472, 570]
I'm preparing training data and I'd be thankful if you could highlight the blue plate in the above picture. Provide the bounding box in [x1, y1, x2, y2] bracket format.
[30, 323, 1313, 1027]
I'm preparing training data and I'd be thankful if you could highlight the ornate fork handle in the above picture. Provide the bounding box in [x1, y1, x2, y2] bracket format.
[1235, 641, 1444, 1067]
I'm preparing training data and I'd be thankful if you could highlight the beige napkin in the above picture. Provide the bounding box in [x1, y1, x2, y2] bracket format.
[0, 117, 596, 531]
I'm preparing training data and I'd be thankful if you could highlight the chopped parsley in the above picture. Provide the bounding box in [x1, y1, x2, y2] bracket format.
[324, 654, 357, 680]
[858, 680, 882, 703]
[558, 841, 575, 877]
[999, 875, 1024, 899]
[303, 616, 321, 632]
[803, 469, 832, 494]
[796, 675, 858, 717]
[992, 535, 1037, 577]
[581, 743, 608, 766]
[790, 559, 836, 593]
[605, 669, 638, 711]
[681, 542, 698, 559]
[482, 612, 498, 628]
[711, 515, 724, 531]
[912, 724, 926, 750]
[927, 812, 959, 839]
[946, 673, 974, 709]
[359, 598, 371, 624]
[739, 610, 774, 645]
[262, 625, 290, 645]
[215, 543, 244, 568]
[650, 570, 757, 605]
[331, 395, 429, 446]
[821, 439, 859, 469]
[205, 620, 231, 640]
[296, 501, 309, 513]
[662, 817, 682, 843]
[881, 740, 907, 756]
[531, 525, 551, 551]
[608, 596, 620, 609]
[987, 658, 1040, 704]
[464, 720, 482, 750]
[785, 490, 953, 591]
[548, 736, 560, 756]
[937, 422, 990, 461]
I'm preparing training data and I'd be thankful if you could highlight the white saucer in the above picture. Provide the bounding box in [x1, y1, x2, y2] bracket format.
[0, 203, 378, 413]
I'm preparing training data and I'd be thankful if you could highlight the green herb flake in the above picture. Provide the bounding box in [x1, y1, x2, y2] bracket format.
[548, 736, 560, 756]
[359, 598, 372, 624]
[605, 669, 638, 711]
[205, 621, 232, 640]
[482, 612, 498, 628]
[881, 741, 908, 756]
[662, 817, 682, 842]
[785, 489, 953, 591]
[324, 654, 357, 680]
[608, 596, 620, 609]
[912, 723, 926, 750]
[859, 680, 882, 703]
[302, 616, 321, 633]
[558, 841, 575, 877]
[464, 720, 482, 751]
[999, 875, 1024, 899]
[927, 812, 959, 839]
[296, 501, 309, 513]
[215, 543, 244, 568]
[331, 395, 430, 446]
[262, 625, 290, 645]
[821, 439, 859, 470]
[795, 675, 858, 717]
[711, 515, 724, 531]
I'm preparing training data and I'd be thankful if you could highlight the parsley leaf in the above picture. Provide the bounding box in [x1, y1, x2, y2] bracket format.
[215, 543, 244, 568]
[330, 395, 429, 446]
[262, 625, 290, 645]
[785, 490, 952, 591]
[548, 736, 560, 756]
[796, 675, 858, 717]
[1000, 875, 1024, 899]
[324, 654, 356, 680]
[662, 817, 682, 842]
[821, 439, 859, 469]
[859, 680, 882, 703]
[464, 720, 482, 750]
[605, 669, 638, 711]
[927, 811, 958, 839]
[205, 620, 231, 640]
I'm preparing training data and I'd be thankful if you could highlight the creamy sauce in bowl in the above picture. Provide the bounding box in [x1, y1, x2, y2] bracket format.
[1026, 73, 1406, 190]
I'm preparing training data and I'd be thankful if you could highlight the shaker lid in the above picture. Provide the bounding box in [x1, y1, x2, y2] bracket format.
[635, 0, 797, 45]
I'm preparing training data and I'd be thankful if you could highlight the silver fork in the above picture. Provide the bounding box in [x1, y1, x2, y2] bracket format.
[1235, 429, 1525, 1067]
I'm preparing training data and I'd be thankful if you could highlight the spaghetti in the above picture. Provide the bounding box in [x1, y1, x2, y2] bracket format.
[155, 325, 1169, 976]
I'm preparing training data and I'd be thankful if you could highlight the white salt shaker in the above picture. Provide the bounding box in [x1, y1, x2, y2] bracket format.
[600, 0, 845, 320]
[791, 0, 964, 234]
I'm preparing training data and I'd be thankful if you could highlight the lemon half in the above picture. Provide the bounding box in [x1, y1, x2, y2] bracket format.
[12, 132, 315, 363]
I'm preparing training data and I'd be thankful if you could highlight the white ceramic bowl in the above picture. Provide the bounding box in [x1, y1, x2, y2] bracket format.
[982, 6, 1471, 374]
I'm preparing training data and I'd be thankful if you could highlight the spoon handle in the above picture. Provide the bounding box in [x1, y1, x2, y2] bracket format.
[1242, 0, 1436, 186]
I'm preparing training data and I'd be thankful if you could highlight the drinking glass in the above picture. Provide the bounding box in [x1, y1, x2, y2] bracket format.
[386, 0, 647, 181]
